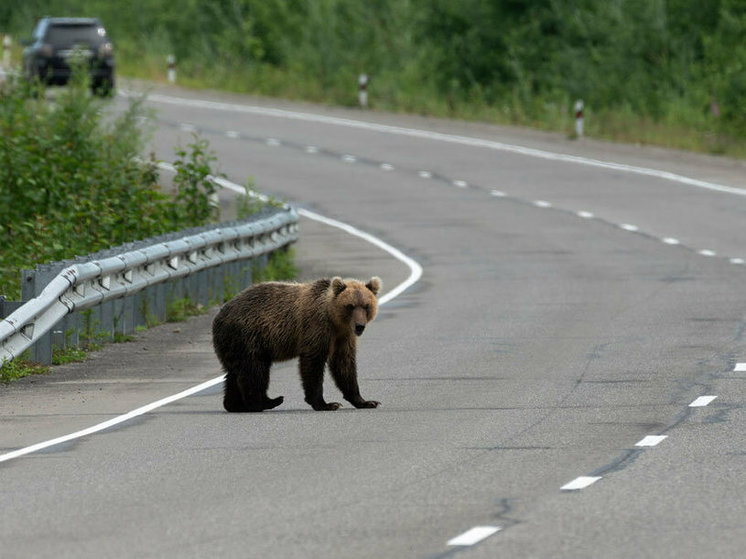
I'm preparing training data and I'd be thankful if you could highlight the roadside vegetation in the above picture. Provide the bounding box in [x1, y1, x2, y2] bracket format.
[2, 0, 744, 156]
[0, 68, 219, 300]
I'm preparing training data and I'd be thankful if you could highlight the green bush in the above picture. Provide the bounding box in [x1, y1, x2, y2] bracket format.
[0, 68, 225, 300]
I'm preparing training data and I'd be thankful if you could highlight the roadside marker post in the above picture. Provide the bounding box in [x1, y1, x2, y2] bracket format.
[358, 73, 369, 109]
[2, 34, 11, 69]
[167, 54, 176, 83]
[574, 99, 584, 137]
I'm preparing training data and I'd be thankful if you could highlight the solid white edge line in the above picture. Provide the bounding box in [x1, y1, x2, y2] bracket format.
[131, 91, 746, 198]
[447, 526, 501, 546]
[561, 476, 602, 491]
[296, 208, 422, 306]
[734, 363, 746, 372]
[0, 376, 224, 464]
[0, 170, 422, 465]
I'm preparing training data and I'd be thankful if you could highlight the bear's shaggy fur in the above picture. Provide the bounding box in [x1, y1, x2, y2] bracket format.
[212, 276, 382, 412]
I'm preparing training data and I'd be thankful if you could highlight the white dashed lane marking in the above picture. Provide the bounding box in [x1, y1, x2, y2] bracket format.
[635, 435, 668, 447]
[169, 117, 744, 270]
[561, 476, 602, 491]
[689, 395, 718, 407]
[735, 363, 746, 372]
[447, 526, 501, 546]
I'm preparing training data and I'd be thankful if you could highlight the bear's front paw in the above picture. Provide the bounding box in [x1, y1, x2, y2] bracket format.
[321, 401, 342, 411]
[354, 400, 380, 409]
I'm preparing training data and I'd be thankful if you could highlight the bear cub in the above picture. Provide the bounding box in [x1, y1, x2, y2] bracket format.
[212, 276, 382, 412]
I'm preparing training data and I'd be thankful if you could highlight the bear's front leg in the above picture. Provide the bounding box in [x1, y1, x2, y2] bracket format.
[300, 353, 342, 411]
[328, 340, 380, 409]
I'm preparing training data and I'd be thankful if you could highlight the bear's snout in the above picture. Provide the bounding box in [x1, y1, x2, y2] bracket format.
[355, 323, 366, 336]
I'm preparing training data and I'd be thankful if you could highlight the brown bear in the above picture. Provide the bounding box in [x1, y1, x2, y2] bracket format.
[212, 276, 382, 412]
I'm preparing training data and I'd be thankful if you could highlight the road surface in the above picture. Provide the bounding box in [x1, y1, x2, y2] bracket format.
[1, 81, 745, 558]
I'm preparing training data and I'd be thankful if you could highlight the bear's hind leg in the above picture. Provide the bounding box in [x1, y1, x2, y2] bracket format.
[224, 371, 249, 412]
[224, 357, 283, 412]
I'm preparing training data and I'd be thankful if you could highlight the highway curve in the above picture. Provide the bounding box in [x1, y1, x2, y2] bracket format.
[2, 82, 746, 558]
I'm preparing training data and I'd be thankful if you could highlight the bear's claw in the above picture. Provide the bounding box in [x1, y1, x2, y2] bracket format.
[355, 400, 380, 408]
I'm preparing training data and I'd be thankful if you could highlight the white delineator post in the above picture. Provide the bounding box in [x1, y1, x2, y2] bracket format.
[167, 54, 176, 84]
[358, 74, 369, 109]
[574, 99, 584, 137]
[2, 34, 11, 69]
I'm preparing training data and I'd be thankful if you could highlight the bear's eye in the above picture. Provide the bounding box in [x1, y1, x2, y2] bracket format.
[346, 304, 355, 312]
[363, 305, 370, 311]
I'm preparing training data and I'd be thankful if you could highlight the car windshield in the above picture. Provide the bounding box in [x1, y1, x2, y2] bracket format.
[46, 24, 105, 46]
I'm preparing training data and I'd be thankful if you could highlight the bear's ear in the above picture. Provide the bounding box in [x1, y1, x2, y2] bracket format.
[366, 276, 381, 296]
[331, 277, 347, 297]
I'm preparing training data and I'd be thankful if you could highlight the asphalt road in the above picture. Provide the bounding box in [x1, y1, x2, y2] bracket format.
[2, 81, 746, 558]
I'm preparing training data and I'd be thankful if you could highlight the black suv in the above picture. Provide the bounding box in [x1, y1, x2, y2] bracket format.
[23, 17, 115, 95]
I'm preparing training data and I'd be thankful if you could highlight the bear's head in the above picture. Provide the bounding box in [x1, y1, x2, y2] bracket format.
[330, 276, 381, 337]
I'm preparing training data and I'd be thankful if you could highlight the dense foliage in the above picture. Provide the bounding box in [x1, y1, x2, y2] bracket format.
[0, 70, 220, 300]
[2, 1, 744, 152]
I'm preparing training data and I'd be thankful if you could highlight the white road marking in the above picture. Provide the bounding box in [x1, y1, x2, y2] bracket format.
[620, 223, 639, 232]
[453, 180, 468, 188]
[689, 395, 718, 407]
[297, 208, 422, 306]
[179, 123, 196, 132]
[266, 138, 281, 146]
[533, 200, 552, 208]
[490, 190, 506, 197]
[0, 169, 422, 464]
[730, 258, 745, 265]
[380, 163, 394, 171]
[342, 154, 357, 163]
[135, 91, 746, 197]
[305, 146, 319, 154]
[447, 526, 501, 546]
[225, 130, 240, 139]
[635, 435, 668, 447]
[735, 363, 746, 371]
[0, 377, 224, 464]
[662, 237, 680, 245]
[561, 476, 602, 491]
[699, 249, 716, 257]
[418, 170, 432, 179]
[577, 211, 594, 219]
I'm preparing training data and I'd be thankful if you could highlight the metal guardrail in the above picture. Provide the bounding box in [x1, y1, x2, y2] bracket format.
[0, 207, 299, 368]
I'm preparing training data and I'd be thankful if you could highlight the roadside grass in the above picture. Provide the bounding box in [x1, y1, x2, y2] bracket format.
[117, 57, 745, 160]
[1, 357, 48, 383]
